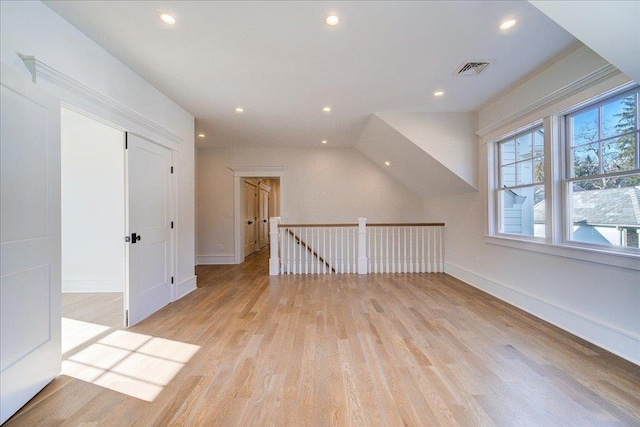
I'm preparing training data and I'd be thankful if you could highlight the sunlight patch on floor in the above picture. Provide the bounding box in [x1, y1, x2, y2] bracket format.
[61, 317, 111, 355]
[62, 326, 200, 401]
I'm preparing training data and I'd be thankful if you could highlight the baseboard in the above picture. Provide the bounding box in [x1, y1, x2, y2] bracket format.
[62, 278, 123, 293]
[174, 275, 197, 300]
[445, 262, 640, 366]
[196, 254, 235, 265]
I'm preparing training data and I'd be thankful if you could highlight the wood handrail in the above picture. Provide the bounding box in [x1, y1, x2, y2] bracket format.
[279, 223, 444, 227]
[279, 223, 357, 228]
[286, 229, 335, 273]
[368, 223, 445, 227]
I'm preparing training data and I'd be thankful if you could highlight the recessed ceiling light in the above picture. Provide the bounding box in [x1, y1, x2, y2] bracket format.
[500, 19, 517, 30]
[434, 91, 444, 97]
[322, 106, 331, 112]
[322, 140, 328, 144]
[325, 15, 340, 26]
[235, 107, 244, 113]
[197, 133, 205, 138]
[160, 13, 175, 25]
[384, 161, 391, 166]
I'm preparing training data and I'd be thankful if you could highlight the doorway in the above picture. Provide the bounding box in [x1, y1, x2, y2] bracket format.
[242, 178, 280, 259]
[230, 166, 286, 264]
[61, 108, 175, 331]
[61, 107, 125, 328]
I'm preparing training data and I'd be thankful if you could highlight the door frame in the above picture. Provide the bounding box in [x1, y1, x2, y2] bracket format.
[21, 57, 181, 306]
[229, 166, 287, 264]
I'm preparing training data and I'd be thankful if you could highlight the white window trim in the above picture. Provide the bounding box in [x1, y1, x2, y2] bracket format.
[484, 81, 640, 272]
[485, 234, 640, 271]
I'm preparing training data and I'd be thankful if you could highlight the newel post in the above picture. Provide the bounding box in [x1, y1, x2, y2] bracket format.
[269, 217, 281, 275]
[357, 217, 368, 274]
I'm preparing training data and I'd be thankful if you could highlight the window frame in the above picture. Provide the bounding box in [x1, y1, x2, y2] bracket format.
[562, 87, 640, 252]
[487, 83, 640, 268]
[494, 123, 545, 241]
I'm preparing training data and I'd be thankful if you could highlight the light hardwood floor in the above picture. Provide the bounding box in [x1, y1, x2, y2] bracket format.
[6, 247, 640, 426]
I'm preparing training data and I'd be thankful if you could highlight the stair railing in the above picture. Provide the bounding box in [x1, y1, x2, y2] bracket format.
[269, 217, 444, 275]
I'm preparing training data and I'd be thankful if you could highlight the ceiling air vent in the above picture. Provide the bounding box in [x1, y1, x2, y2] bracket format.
[454, 60, 492, 76]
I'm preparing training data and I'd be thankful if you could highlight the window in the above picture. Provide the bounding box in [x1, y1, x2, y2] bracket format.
[496, 126, 545, 238]
[565, 88, 640, 249]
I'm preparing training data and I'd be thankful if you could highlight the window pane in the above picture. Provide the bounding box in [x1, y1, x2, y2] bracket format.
[500, 140, 515, 165]
[602, 134, 636, 174]
[569, 175, 640, 248]
[571, 108, 598, 146]
[534, 156, 544, 183]
[501, 164, 516, 187]
[602, 95, 635, 138]
[500, 185, 545, 237]
[572, 143, 599, 177]
[517, 160, 533, 185]
[533, 129, 544, 157]
[516, 133, 532, 160]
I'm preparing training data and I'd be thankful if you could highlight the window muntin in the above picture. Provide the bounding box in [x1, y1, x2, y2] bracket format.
[565, 88, 640, 249]
[497, 126, 545, 238]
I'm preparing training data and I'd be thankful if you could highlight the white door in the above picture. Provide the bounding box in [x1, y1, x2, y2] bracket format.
[243, 181, 257, 258]
[126, 133, 173, 327]
[0, 65, 61, 424]
[258, 187, 269, 248]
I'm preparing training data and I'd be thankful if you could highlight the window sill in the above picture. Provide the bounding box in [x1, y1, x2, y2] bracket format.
[485, 235, 640, 271]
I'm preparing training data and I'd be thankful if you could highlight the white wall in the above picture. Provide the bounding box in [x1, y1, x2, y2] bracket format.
[529, 1, 640, 83]
[1, 1, 196, 297]
[426, 46, 640, 364]
[62, 108, 124, 292]
[376, 112, 478, 188]
[197, 147, 424, 263]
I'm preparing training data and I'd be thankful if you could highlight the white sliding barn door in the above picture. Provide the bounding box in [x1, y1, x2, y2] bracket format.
[126, 133, 173, 327]
[0, 65, 61, 424]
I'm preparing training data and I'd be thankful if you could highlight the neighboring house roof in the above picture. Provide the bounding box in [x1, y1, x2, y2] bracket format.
[534, 187, 640, 226]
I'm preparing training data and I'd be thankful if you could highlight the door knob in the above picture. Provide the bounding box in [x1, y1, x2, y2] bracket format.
[263, 219, 267, 223]
[131, 233, 142, 243]
[248, 220, 253, 225]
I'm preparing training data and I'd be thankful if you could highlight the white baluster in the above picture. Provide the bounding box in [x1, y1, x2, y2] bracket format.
[439, 226, 444, 273]
[426, 227, 431, 273]
[409, 227, 415, 273]
[357, 218, 368, 274]
[313, 228, 317, 274]
[367, 224, 371, 273]
[269, 217, 280, 275]
[339, 228, 343, 274]
[420, 227, 425, 273]
[346, 228, 350, 274]
[383, 227, 388, 273]
[280, 225, 285, 274]
[390, 227, 395, 273]
[328, 227, 332, 274]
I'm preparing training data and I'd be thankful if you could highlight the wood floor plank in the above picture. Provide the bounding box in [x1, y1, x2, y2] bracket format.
[5, 248, 640, 426]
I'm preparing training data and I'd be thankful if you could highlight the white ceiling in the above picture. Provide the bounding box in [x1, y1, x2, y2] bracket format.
[44, 1, 576, 149]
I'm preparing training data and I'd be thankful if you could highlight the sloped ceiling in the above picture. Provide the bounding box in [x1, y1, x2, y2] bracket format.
[529, 0, 640, 83]
[356, 114, 477, 199]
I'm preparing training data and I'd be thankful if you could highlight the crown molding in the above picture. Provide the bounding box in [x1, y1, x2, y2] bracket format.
[228, 166, 287, 177]
[20, 55, 182, 145]
[476, 64, 622, 137]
